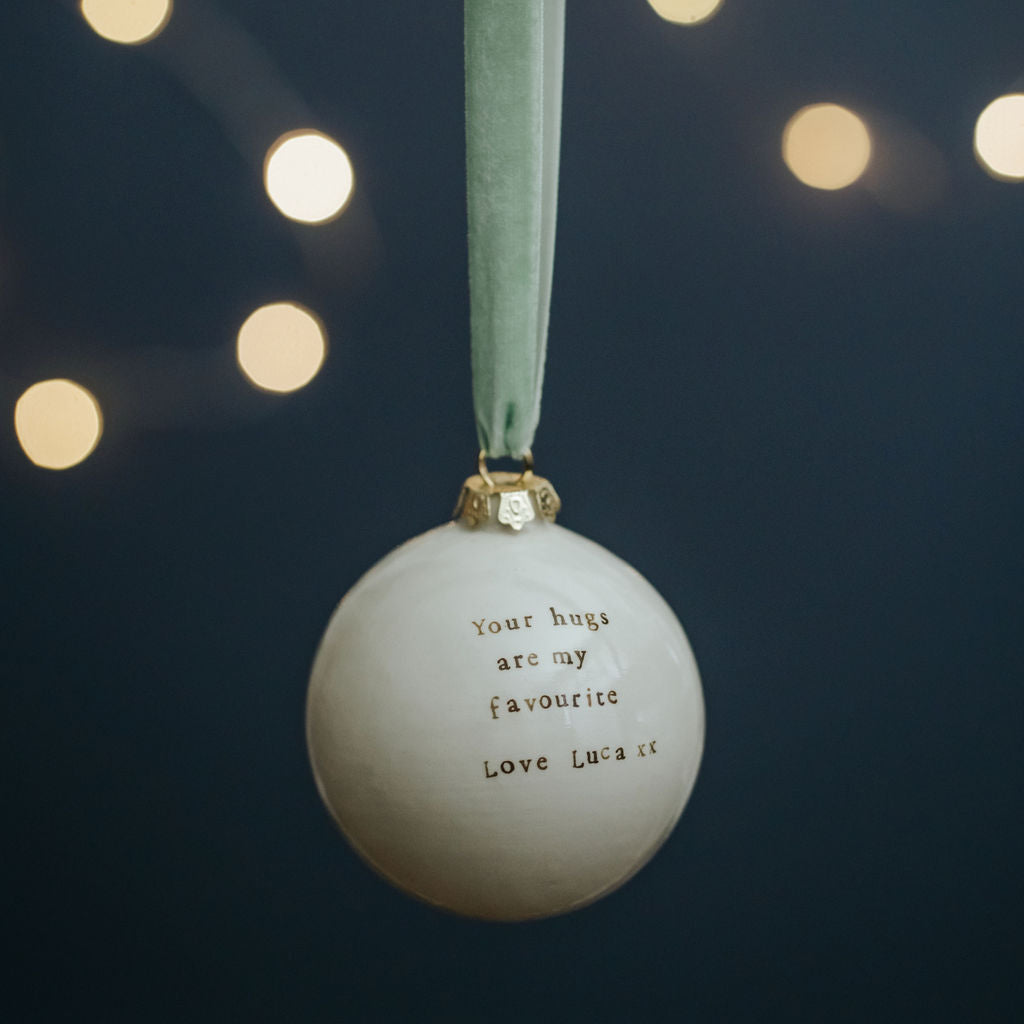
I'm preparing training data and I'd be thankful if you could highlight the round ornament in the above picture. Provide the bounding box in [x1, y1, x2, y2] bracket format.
[307, 463, 705, 920]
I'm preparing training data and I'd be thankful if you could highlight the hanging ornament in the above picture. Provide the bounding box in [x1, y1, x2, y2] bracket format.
[306, 0, 705, 921]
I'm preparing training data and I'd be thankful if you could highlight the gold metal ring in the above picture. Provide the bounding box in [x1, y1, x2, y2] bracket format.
[477, 449, 494, 488]
[477, 449, 535, 489]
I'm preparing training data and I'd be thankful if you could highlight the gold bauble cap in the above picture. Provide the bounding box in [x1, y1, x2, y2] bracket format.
[453, 451, 560, 531]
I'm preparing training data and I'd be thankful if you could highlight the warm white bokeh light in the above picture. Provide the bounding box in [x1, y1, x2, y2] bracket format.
[974, 94, 1024, 181]
[782, 103, 872, 190]
[14, 379, 103, 470]
[236, 302, 327, 393]
[264, 131, 355, 224]
[647, 0, 724, 25]
[79, 0, 173, 45]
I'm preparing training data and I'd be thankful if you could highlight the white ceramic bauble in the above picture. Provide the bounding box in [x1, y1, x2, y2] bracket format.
[307, 478, 704, 921]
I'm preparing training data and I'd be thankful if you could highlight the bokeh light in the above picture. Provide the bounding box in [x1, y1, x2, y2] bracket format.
[79, 0, 173, 45]
[236, 302, 327, 393]
[782, 103, 872, 190]
[647, 0, 724, 25]
[974, 94, 1024, 181]
[14, 379, 103, 470]
[264, 130, 355, 224]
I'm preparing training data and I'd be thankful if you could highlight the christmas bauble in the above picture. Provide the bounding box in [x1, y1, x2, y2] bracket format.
[307, 467, 704, 920]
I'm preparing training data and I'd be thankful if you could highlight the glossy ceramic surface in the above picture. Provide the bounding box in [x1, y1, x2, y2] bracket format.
[307, 518, 705, 920]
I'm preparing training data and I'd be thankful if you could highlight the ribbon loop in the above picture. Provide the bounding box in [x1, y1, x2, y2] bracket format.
[465, 0, 565, 458]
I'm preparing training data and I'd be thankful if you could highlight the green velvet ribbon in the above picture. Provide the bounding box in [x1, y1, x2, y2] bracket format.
[465, 0, 565, 459]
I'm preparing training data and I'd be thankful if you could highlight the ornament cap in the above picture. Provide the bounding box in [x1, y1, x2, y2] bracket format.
[454, 451, 560, 530]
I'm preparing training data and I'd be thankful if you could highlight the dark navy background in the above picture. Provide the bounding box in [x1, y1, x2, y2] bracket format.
[2, 2, 1022, 1020]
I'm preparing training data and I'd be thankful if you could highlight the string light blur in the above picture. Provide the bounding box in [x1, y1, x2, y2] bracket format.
[264, 131, 355, 224]
[647, 0, 723, 25]
[236, 302, 327, 393]
[974, 94, 1024, 181]
[79, 0, 173, 45]
[782, 103, 871, 191]
[14, 379, 103, 470]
